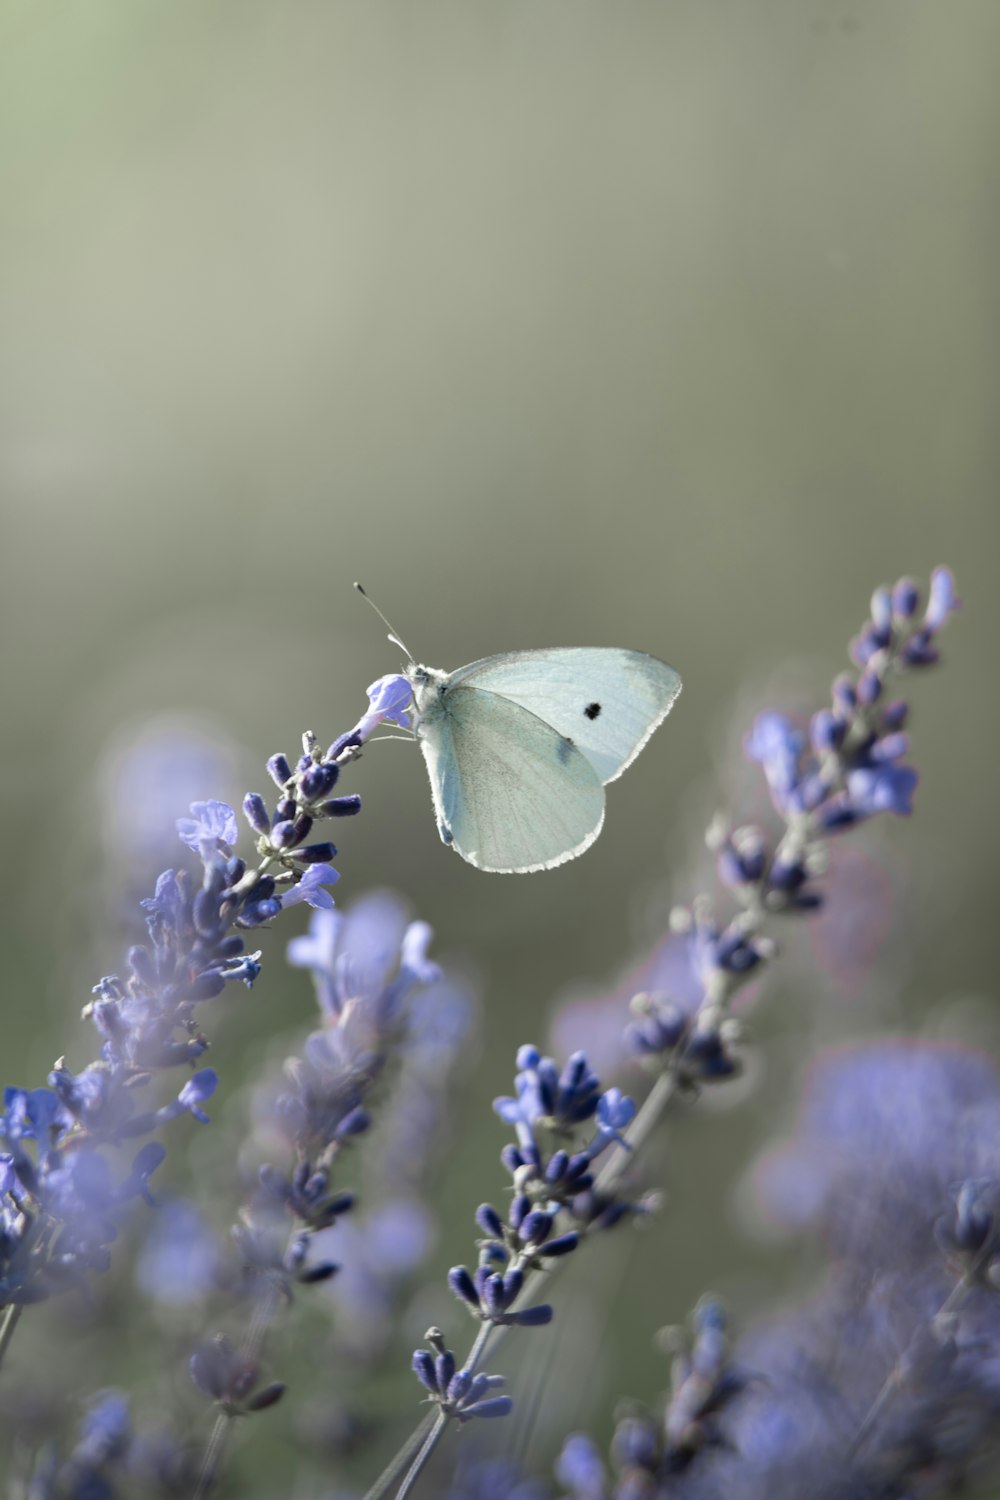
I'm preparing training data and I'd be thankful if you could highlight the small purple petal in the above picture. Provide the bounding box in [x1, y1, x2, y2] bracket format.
[280, 865, 340, 911]
[176, 800, 239, 853]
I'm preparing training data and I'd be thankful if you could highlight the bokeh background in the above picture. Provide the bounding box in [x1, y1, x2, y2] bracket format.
[1, 1, 998, 1493]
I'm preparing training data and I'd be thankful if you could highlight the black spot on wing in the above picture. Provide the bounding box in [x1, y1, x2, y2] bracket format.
[584, 702, 602, 720]
[438, 821, 454, 846]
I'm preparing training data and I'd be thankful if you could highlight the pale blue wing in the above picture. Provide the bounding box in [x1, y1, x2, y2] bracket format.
[417, 685, 606, 874]
[448, 648, 682, 784]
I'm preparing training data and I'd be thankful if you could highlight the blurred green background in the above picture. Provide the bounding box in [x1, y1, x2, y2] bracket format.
[1, 0, 999, 1493]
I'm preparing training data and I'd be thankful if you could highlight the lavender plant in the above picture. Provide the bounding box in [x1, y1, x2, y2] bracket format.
[2, 566, 986, 1500]
[369, 567, 968, 1499]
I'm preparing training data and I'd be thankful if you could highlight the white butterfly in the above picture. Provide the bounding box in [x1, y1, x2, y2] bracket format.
[355, 589, 681, 874]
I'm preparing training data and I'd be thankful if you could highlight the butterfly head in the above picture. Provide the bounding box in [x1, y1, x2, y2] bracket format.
[406, 663, 450, 719]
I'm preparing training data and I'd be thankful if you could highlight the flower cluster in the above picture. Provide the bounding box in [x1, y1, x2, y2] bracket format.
[620, 569, 960, 1083]
[189, 1333, 286, 1416]
[493, 1047, 643, 1229]
[230, 896, 452, 1311]
[412, 1328, 512, 1423]
[399, 1046, 642, 1476]
[0, 675, 411, 1314]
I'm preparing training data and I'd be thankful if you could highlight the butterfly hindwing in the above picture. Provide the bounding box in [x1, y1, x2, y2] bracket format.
[418, 683, 605, 873]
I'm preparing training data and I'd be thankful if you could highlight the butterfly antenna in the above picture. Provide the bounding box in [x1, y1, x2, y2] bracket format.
[353, 582, 417, 664]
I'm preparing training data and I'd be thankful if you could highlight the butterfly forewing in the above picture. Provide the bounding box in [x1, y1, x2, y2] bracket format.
[420, 684, 606, 873]
[449, 648, 682, 784]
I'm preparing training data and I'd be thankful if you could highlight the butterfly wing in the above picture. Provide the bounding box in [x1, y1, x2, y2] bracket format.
[449, 648, 682, 784]
[417, 683, 606, 873]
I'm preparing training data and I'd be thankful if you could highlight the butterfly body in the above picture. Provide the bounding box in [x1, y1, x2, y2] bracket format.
[406, 648, 681, 874]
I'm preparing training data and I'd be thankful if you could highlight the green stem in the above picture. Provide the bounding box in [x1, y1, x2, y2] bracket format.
[193, 1410, 232, 1500]
[393, 1411, 449, 1500]
[360, 1412, 437, 1500]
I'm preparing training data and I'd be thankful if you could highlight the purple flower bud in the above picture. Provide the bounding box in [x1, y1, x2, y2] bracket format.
[412, 1350, 438, 1393]
[543, 1232, 579, 1257]
[902, 628, 939, 666]
[435, 1350, 456, 1392]
[193, 889, 223, 936]
[501, 1145, 525, 1175]
[300, 762, 340, 801]
[239, 897, 282, 927]
[521, 1210, 554, 1245]
[849, 627, 881, 667]
[511, 1304, 553, 1328]
[245, 1383, 285, 1412]
[505, 1195, 528, 1232]
[831, 674, 857, 713]
[462, 1396, 513, 1421]
[186, 971, 227, 1001]
[242, 793, 271, 834]
[502, 1267, 524, 1303]
[482, 1272, 507, 1316]
[266, 754, 292, 787]
[810, 709, 844, 753]
[816, 798, 861, 831]
[447, 1368, 473, 1403]
[545, 1149, 570, 1184]
[271, 820, 297, 849]
[768, 853, 805, 891]
[448, 1265, 479, 1308]
[290, 813, 313, 844]
[321, 794, 363, 818]
[297, 842, 337, 865]
[334, 1106, 369, 1138]
[714, 929, 760, 972]
[476, 1204, 504, 1239]
[327, 730, 363, 760]
[892, 577, 920, 619]
[299, 1262, 338, 1284]
[856, 668, 882, 706]
[870, 587, 893, 632]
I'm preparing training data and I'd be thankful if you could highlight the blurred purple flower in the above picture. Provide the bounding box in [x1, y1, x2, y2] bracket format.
[134, 1198, 221, 1305]
[750, 1041, 1000, 1266]
[176, 799, 239, 854]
